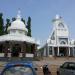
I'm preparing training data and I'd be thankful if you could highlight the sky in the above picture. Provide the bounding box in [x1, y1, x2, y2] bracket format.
[0, 0, 75, 45]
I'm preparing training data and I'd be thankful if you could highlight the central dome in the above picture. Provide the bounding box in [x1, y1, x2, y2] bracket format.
[7, 10, 28, 34]
[9, 19, 27, 31]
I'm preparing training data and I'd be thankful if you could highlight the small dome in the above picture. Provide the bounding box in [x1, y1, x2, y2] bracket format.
[52, 14, 62, 22]
[8, 19, 27, 31]
[8, 10, 28, 32]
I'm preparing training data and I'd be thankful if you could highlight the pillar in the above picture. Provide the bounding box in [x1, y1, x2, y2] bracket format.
[4, 41, 9, 57]
[9, 42, 12, 53]
[47, 46, 49, 56]
[31, 44, 36, 56]
[20, 43, 23, 57]
[52, 47, 54, 56]
[73, 47, 74, 56]
[68, 47, 70, 56]
[22, 42, 26, 57]
[0, 44, 3, 53]
[8, 42, 12, 57]
[57, 47, 59, 56]
[44, 47, 46, 56]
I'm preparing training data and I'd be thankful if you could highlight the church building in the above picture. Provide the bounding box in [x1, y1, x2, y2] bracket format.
[38, 15, 75, 57]
[0, 11, 39, 57]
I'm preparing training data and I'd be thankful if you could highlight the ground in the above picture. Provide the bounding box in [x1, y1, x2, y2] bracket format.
[0, 57, 75, 75]
[35, 57, 75, 75]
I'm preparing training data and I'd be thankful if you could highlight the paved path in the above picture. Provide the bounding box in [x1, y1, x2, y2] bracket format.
[0, 57, 75, 75]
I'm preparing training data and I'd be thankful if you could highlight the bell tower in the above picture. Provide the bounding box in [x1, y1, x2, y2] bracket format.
[52, 15, 69, 45]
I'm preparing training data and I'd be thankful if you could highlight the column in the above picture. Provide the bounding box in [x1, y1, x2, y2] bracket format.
[35, 44, 37, 57]
[52, 47, 54, 56]
[31, 44, 35, 54]
[8, 42, 12, 57]
[20, 43, 23, 57]
[0, 44, 4, 57]
[68, 47, 70, 56]
[44, 48, 46, 56]
[9, 42, 12, 53]
[31, 44, 36, 57]
[73, 47, 74, 56]
[4, 41, 9, 57]
[22, 42, 26, 57]
[47, 46, 49, 56]
[57, 47, 59, 56]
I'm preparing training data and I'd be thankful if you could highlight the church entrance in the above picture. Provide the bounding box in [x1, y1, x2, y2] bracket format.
[59, 47, 67, 56]
[11, 44, 21, 57]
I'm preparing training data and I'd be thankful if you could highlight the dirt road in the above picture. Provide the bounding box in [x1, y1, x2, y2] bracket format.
[36, 64, 58, 75]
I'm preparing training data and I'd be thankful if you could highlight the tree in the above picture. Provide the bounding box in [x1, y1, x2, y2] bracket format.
[27, 16, 32, 37]
[12, 17, 16, 21]
[21, 18, 25, 24]
[26, 17, 32, 53]
[0, 13, 4, 35]
[5, 19, 11, 34]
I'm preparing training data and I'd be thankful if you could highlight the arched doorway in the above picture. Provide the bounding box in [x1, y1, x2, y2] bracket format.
[59, 47, 67, 56]
[11, 44, 21, 57]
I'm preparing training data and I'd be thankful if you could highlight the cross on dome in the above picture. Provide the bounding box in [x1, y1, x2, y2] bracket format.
[7, 10, 28, 33]
[55, 14, 60, 19]
[17, 9, 21, 20]
[55, 14, 62, 19]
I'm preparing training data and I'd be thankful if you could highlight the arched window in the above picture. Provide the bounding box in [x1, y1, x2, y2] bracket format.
[60, 40, 66, 44]
[58, 23, 64, 28]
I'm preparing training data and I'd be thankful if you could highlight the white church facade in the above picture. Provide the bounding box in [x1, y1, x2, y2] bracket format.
[38, 15, 75, 57]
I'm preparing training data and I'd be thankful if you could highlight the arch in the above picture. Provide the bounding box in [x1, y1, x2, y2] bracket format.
[60, 40, 67, 44]
[58, 23, 64, 28]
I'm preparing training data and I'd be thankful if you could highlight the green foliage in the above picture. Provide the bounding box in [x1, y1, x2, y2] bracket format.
[27, 16, 32, 37]
[21, 18, 25, 24]
[12, 17, 16, 21]
[0, 13, 4, 35]
[5, 19, 11, 34]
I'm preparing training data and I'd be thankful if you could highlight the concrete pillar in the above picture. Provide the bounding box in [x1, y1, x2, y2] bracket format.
[7, 42, 12, 57]
[0, 44, 3, 53]
[35, 44, 37, 57]
[31, 44, 35, 54]
[9, 43, 12, 53]
[22, 42, 26, 57]
[47, 46, 49, 56]
[21, 43, 23, 53]
[57, 47, 59, 56]
[32, 44, 37, 57]
[4, 41, 9, 57]
[73, 47, 74, 56]
[68, 47, 70, 56]
[44, 48, 46, 56]
[52, 47, 54, 56]
[9, 42, 13, 57]
[21, 43, 23, 57]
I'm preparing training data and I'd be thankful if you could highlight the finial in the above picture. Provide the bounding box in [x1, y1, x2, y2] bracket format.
[55, 14, 60, 19]
[55, 14, 62, 19]
[17, 8, 21, 20]
[52, 14, 62, 22]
